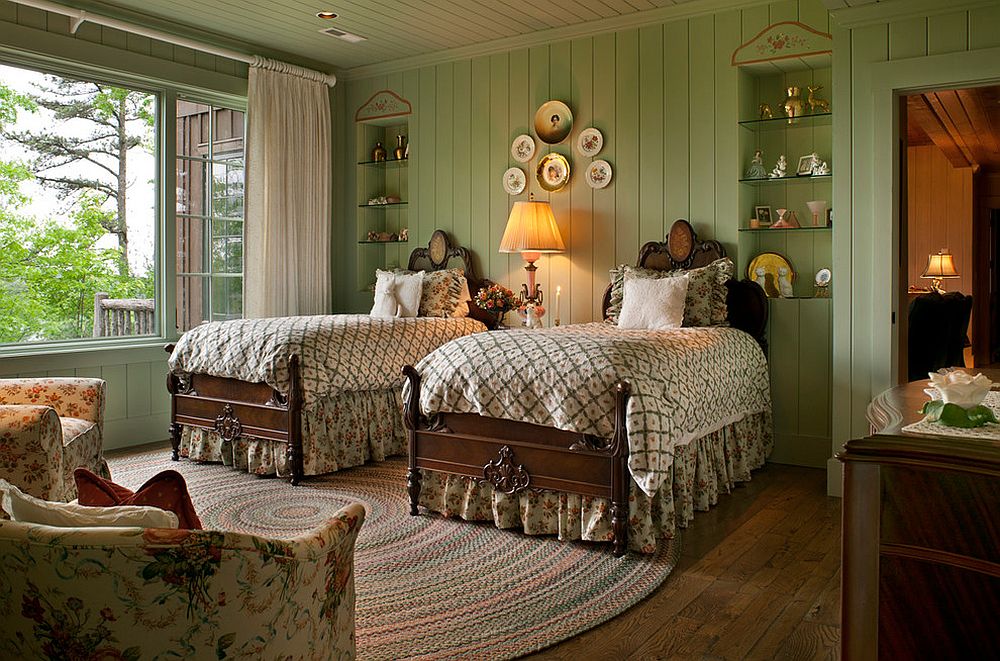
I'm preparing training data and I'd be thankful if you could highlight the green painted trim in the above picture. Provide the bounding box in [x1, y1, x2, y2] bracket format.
[341, 0, 775, 80]
[830, 0, 992, 29]
[0, 344, 170, 372]
[104, 413, 170, 450]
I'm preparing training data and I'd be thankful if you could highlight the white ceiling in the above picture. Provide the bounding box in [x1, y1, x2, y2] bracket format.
[55, 0, 712, 72]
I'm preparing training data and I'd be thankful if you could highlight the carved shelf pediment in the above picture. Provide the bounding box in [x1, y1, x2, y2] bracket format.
[732, 21, 832, 73]
[355, 89, 412, 124]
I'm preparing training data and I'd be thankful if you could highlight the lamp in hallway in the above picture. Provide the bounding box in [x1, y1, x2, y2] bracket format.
[921, 249, 960, 293]
[499, 193, 565, 324]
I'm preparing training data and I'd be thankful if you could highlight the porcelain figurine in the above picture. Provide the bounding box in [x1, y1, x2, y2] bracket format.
[782, 86, 804, 120]
[811, 159, 831, 175]
[807, 85, 830, 113]
[778, 267, 794, 298]
[745, 149, 768, 179]
[754, 267, 768, 292]
[759, 103, 774, 120]
[770, 154, 787, 179]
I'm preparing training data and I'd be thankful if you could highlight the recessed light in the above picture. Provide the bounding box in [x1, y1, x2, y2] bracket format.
[316, 11, 338, 19]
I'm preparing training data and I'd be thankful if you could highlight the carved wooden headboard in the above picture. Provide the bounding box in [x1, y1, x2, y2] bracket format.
[407, 229, 497, 327]
[601, 219, 768, 350]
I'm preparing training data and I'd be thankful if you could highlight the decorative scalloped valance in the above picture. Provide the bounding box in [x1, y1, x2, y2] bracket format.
[731, 21, 832, 68]
[354, 89, 412, 123]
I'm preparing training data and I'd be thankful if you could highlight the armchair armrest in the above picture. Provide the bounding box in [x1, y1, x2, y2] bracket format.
[0, 378, 105, 424]
[0, 405, 64, 499]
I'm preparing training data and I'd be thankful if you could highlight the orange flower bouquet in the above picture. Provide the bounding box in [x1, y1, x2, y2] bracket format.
[475, 284, 519, 327]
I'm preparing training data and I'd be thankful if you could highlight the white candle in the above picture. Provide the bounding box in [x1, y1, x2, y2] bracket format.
[555, 286, 561, 326]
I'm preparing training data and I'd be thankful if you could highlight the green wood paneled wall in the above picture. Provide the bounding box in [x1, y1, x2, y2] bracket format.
[831, 2, 1000, 493]
[0, 3, 249, 449]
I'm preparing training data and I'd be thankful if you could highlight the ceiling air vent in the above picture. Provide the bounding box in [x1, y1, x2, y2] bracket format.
[319, 26, 367, 43]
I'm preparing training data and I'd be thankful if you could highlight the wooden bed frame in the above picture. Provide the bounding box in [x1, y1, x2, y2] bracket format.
[165, 230, 494, 485]
[402, 219, 768, 555]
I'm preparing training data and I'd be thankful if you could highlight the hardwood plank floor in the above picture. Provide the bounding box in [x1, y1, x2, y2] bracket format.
[528, 464, 841, 661]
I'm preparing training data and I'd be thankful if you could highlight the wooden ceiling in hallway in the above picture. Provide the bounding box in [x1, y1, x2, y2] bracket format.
[907, 85, 1000, 173]
[54, 0, 706, 70]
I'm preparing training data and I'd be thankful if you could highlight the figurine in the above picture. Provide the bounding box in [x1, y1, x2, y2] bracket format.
[811, 159, 831, 175]
[771, 208, 799, 229]
[759, 103, 774, 120]
[399, 227, 408, 241]
[807, 85, 830, 113]
[745, 149, 768, 179]
[770, 154, 787, 179]
[372, 141, 387, 162]
[778, 267, 794, 298]
[754, 267, 768, 292]
[782, 86, 804, 120]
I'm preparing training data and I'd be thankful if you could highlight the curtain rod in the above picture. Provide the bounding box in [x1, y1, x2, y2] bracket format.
[7, 0, 338, 86]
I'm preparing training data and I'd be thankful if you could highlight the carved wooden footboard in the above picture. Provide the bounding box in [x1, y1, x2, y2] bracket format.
[402, 365, 633, 556]
[165, 349, 306, 485]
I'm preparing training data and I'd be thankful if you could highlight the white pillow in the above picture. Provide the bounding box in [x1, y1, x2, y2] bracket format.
[0, 479, 179, 529]
[617, 272, 689, 330]
[370, 270, 400, 318]
[394, 271, 424, 317]
[451, 276, 472, 318]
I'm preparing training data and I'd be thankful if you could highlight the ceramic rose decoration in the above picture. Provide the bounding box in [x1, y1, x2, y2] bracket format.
[921, 370, 998, 428]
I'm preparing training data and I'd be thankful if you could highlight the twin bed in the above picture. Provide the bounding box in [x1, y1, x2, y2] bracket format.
[166, 221, 771, 555]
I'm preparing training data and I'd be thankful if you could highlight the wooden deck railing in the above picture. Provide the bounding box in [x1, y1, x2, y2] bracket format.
[93, 293, 155, 337]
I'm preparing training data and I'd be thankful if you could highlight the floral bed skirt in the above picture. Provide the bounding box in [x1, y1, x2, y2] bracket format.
[180, 388, 407, 477]
[418, 410, 773, 553]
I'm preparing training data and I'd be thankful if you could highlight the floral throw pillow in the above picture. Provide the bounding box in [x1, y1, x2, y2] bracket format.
[419, 269, 466, 318]
[606, 257, 733, 327]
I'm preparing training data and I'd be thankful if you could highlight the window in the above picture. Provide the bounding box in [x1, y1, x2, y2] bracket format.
[175, 101, 245, 332]
[0, 63, 157, 345]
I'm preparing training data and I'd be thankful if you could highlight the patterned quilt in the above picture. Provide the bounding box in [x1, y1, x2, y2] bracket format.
[169, 315, 487, 406]
[412, 323, 771, 497]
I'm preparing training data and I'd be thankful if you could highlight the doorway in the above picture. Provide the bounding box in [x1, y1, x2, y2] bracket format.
[898, 84, 1000, 380]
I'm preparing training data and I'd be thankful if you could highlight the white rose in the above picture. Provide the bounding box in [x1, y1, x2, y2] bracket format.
[926, 371, 993, 409]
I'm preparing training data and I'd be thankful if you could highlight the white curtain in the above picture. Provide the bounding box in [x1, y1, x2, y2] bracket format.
[245, 57, 334, 318]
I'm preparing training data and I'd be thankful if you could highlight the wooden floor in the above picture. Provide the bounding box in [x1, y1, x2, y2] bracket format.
[529, 464, 842, 661]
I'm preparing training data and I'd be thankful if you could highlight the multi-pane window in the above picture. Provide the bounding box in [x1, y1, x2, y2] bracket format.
[0, 63, 158, 345]
[175, 101, 245, 332]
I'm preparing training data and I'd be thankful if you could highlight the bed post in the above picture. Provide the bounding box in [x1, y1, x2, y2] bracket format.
[287, 354, 305, 486]
[402, 366, 422, 515]
[164, 344, 181, 461]
[610, 380, 632, 557]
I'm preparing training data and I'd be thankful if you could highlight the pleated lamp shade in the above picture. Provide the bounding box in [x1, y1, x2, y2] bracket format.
[921, 250, 960, 278]
[499, 198, 565, 255]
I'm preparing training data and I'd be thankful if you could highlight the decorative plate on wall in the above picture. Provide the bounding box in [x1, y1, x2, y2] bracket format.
[511, 134, 535, 163]
[536, 153, 571, 192]
[577, 128, 604, 156]
[534, 100, 573, 144]
[502, 167, 526, 195]
[585, 159, 613, 189]
[747, 252, 795, 298]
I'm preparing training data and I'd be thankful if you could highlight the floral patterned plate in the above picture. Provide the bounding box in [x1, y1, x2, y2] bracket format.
[536, 153, 571, 192]
[585, 159, 613, 189]
[510, 134, 535, 163]
[577, 127, 604, 157]
[502, 167, 526, 195]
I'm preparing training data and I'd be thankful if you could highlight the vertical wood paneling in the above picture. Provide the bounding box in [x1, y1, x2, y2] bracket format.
[969, 5, 1000, 50]
[714, 11, 740, 252]
[453, 60, 472, 247]
[549, 40, 572, 322]
[927, 11, 968, 56]
[687, 16, 715, 240]
[592, 32, 616, 320]
[663, 21, 690, 228]
[125, 362, 151, 418]
[470, 56, 491, 276]
[638, 24, 664, 247]
[569, 36, 594, 326]
[614, 29, 639, 266]
[435, 63, 454, 237]
[888, 18, 927, 60]
[489, 53, 510, 289]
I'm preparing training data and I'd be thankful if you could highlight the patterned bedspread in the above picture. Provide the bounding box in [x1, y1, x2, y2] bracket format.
[412, 322, 770, 497]
[169, 315, 487, 406]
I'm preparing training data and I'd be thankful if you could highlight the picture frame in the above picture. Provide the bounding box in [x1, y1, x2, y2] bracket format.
[754, 205, 772, 226]
[796, 154, 815, 176]
[826, 207, 833, 226]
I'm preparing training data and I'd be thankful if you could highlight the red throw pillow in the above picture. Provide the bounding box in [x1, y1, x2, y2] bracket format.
[74, 468, 203, 530]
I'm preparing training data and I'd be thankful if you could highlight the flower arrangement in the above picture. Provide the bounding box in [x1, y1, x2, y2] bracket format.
[921, 370, 998, 428]
[475, 284, 519, 314]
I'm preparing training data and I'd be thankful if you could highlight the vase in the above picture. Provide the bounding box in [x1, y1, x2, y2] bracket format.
[372, 141, 387, 162]
[394, 135, 406, 160]
[806, 200, 828, 227]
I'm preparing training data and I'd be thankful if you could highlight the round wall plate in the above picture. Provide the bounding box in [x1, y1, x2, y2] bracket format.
[502, 167, 526, 195]
[534, 100, 573, 144]
[577, 127, 604, 156]
[510, 134, 535, 163]
[536, 153, 571, 192]
[747, 252, 795, 298]
[585, 159, 613, 189]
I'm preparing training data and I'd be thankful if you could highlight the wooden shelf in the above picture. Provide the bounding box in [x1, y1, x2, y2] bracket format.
[358, 202, 408, 208]
[740, 174, 832, 185]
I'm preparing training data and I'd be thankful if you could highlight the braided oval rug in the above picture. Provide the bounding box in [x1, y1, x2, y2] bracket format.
[109, 449, 679, 660]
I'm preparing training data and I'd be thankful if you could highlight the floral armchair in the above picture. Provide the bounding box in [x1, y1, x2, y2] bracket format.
[0, 378, 110, 501]
[0, 502, 365, 660]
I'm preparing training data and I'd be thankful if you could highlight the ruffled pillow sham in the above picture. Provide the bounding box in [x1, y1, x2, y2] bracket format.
[606, 257, 733, 327]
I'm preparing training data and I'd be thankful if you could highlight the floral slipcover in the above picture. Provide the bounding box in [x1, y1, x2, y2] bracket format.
[0, 378, 110, 502]
[419, 410, 772, 553]
[0, 502, 366, 659]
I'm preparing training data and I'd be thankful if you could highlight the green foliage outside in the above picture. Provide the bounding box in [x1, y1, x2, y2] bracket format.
[0, 73, 155, 344]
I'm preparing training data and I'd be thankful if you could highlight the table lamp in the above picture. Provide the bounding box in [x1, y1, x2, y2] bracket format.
[921, 249, 959, 293]
[499, 193, 565, 312]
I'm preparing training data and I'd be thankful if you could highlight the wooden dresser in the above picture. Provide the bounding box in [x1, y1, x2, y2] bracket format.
[839, 375, 1000, 659]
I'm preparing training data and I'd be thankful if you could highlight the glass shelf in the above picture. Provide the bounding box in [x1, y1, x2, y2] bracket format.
[358, 240, 409, 244]
[740, 174, 832, 185]
[739, 226, 831, 232]
[358, 158, 408, 168]
[358, 202, 408, 208]
[739, 112, 832, 130]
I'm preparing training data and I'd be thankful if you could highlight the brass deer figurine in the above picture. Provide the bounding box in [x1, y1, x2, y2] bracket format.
[807, 85, 830, 113]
